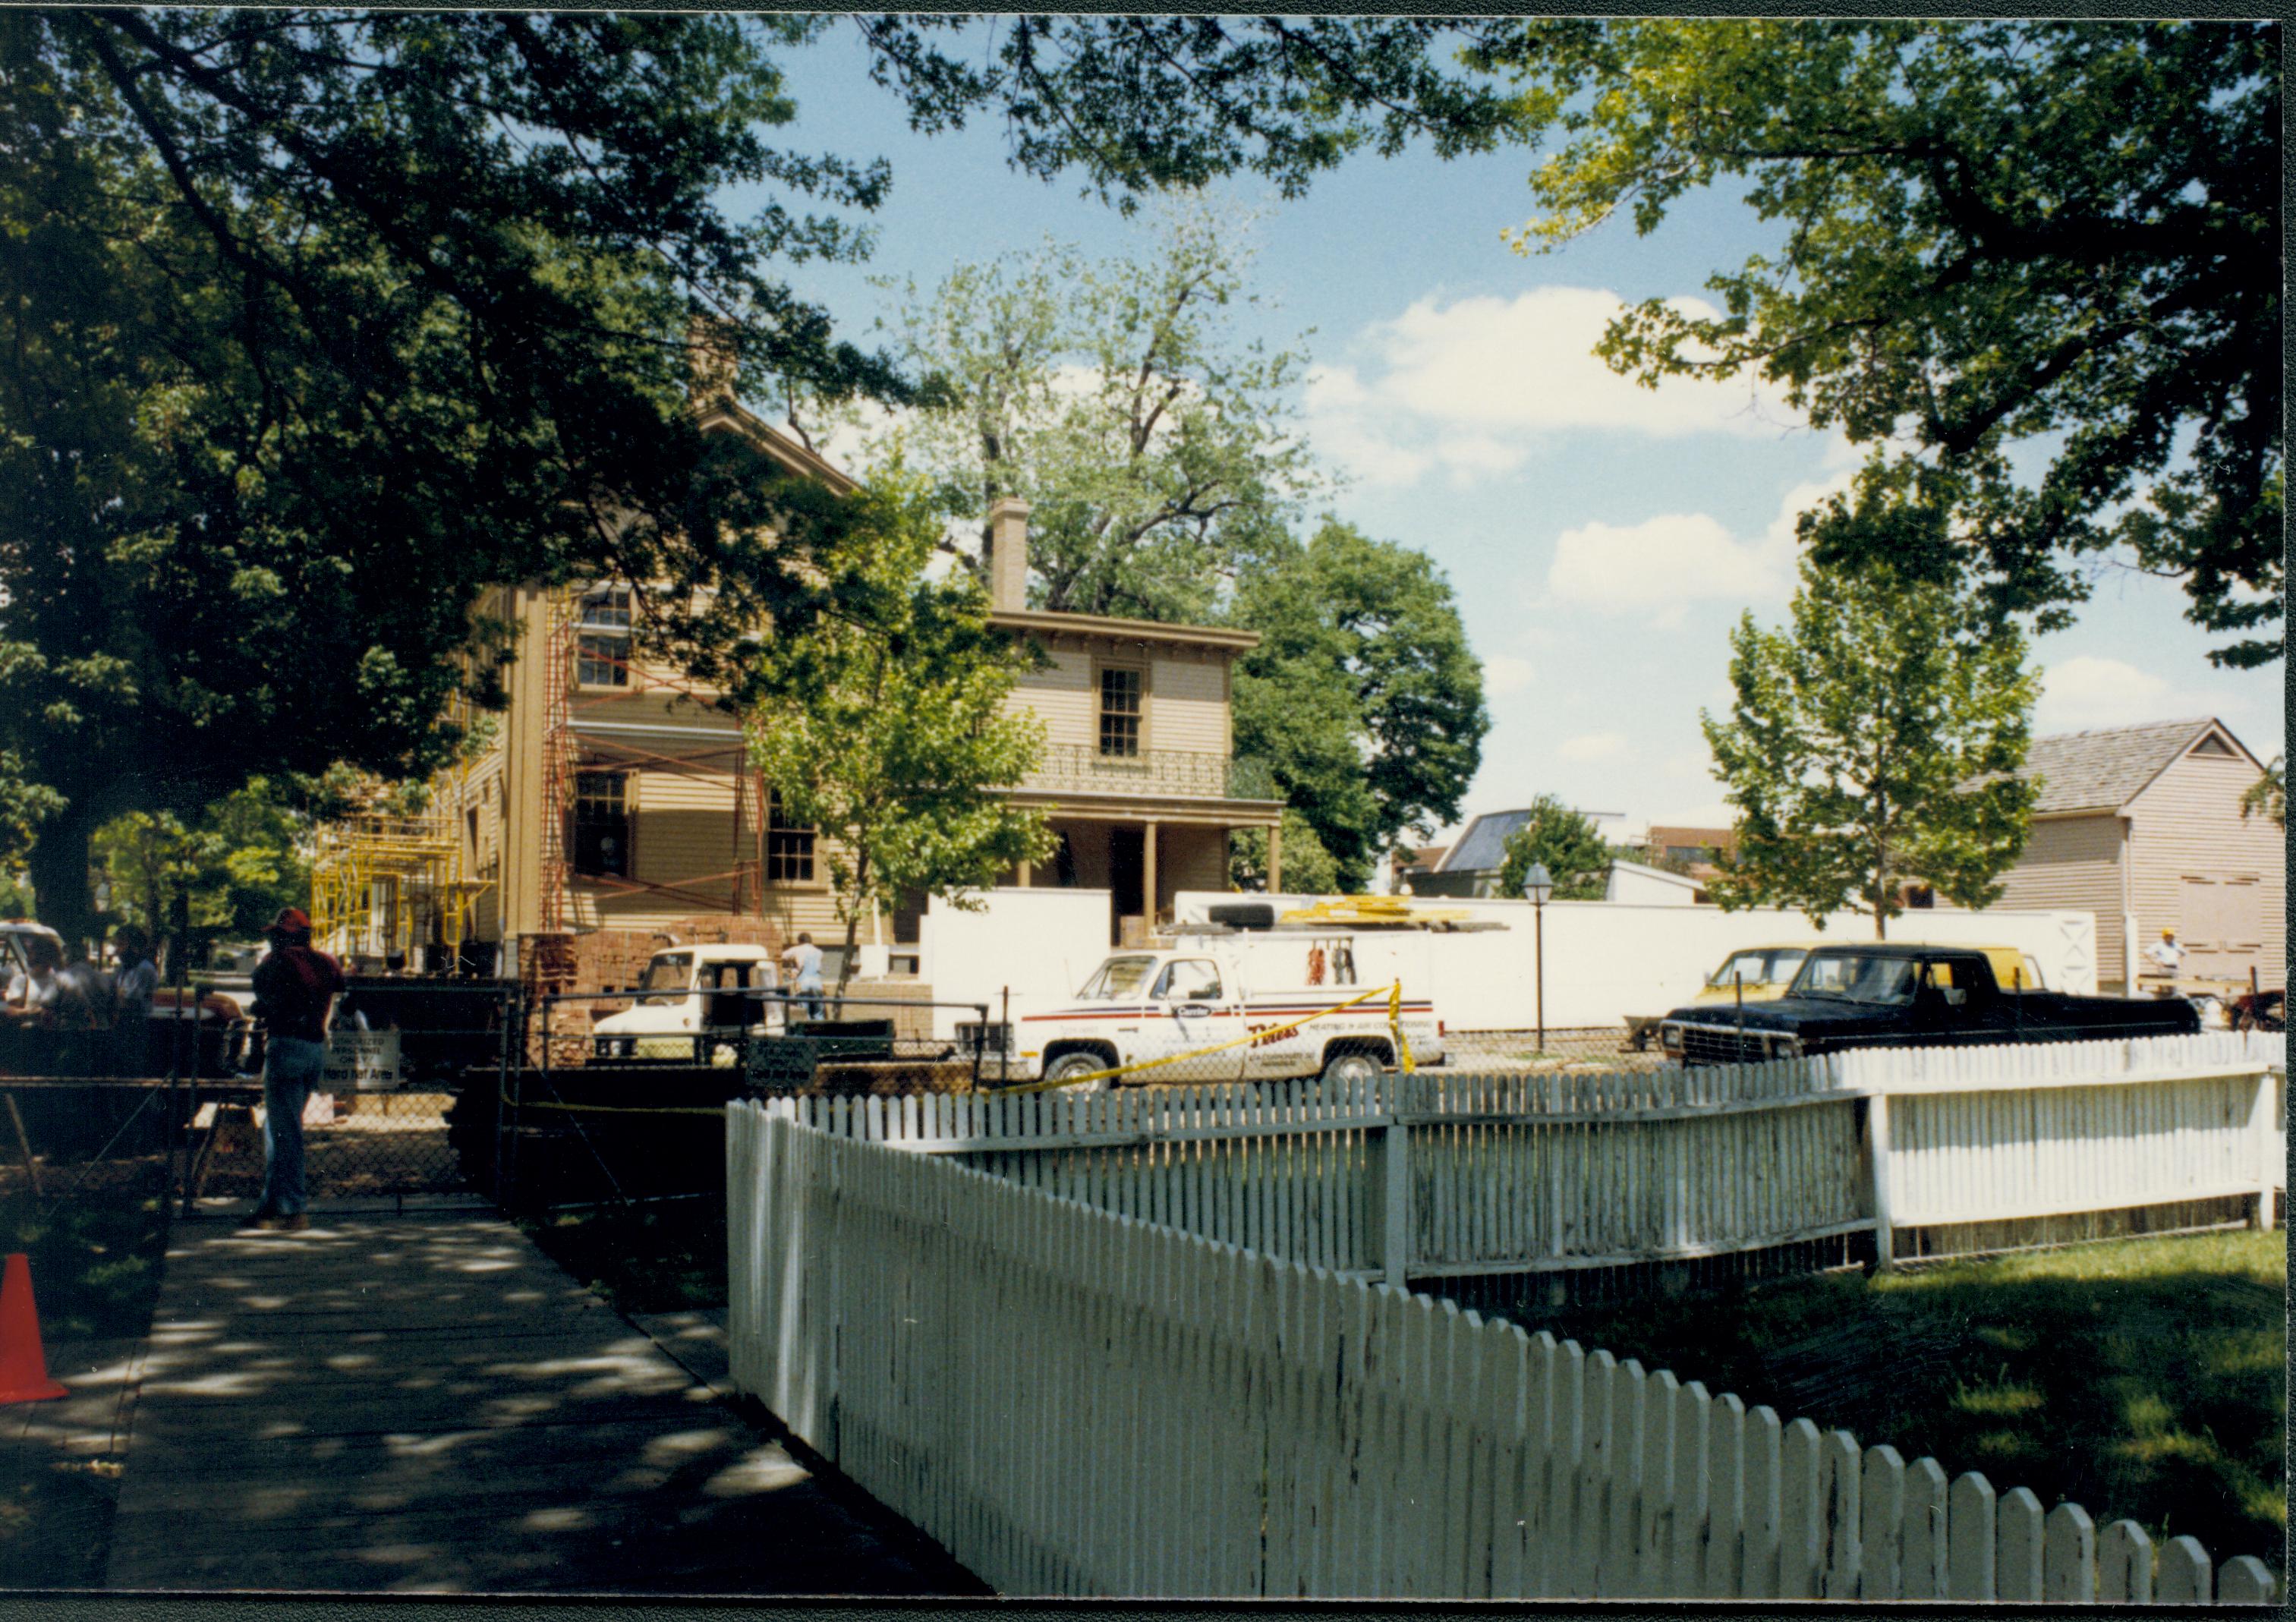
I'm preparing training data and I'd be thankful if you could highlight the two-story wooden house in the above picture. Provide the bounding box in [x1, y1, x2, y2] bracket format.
[319, 404, 1283, 977]
[1989, 717, 2284, 994]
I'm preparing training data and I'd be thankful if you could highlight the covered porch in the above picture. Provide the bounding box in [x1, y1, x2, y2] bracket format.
[1006, 792, 1285, 945]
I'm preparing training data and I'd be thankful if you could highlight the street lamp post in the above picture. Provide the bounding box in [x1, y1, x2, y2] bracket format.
[1522, 861, 1553, 1053]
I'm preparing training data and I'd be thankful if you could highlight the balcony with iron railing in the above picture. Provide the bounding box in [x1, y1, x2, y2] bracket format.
[1016, 742, 1280, 803]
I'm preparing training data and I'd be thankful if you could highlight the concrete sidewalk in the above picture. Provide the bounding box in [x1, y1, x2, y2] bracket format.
[102, 1209, 972, 1594]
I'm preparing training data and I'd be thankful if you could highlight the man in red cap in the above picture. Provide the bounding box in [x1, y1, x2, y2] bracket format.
[245, 907, 345, 1231]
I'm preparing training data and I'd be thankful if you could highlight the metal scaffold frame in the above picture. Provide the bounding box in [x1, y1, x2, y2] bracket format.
[310, 693, 493, 962]
[535, 583, 766, 934]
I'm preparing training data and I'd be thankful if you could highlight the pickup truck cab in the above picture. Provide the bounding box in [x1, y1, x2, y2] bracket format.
[1658, 942, 2197, 1066]
[591, 945, 788, 1063]
[1000, 947, 1444, 1088]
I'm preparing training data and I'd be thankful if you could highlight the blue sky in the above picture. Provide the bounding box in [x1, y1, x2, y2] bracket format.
[747, 24, 2283, 844]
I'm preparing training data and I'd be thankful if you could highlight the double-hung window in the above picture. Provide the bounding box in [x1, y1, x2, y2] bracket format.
[1098, 666, 1142, 758]
[578, 586, 633, 688]
[766, 789, 815, 885]
[572, 771, 629, 877]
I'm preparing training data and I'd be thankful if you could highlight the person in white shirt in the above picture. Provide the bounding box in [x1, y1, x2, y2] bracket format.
[781, 933, 825, 1020]
[2146, 928, 2185, 978]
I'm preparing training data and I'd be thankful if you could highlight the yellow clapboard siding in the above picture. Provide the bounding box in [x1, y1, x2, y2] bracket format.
[1148, 654, 1227, 754]
[1993, 814, 2126, 984]
[2128, 749, 2285, 987]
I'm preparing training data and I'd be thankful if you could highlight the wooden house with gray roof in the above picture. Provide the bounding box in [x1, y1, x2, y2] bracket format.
[1989, 717, 2282, 993]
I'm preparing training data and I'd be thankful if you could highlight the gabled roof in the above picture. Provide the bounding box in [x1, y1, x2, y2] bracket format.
[2018, 717, 2260, 814]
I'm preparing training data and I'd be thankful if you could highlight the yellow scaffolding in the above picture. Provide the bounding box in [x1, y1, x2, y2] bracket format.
[309, 688, 495, 963]
[308, 812, 489, 962]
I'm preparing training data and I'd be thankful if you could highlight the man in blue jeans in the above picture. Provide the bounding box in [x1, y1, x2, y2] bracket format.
[246, 908, 345, 1233]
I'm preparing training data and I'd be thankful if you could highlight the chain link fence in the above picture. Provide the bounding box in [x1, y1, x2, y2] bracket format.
[0, 978, 515, 1222]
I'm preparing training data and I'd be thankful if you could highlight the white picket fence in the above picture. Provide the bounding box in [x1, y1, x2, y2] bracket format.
[726, 1104, 2283, 1602]
[771, 1032, 2285, 1280]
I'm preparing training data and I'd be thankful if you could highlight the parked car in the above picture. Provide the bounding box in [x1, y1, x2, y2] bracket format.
[1628, 941, 2051, 1050]
[979, 946, 1444, 1088]
[1657, 942, 2197, 1066]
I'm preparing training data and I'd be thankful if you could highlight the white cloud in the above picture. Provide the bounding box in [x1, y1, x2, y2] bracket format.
[1483, 654, 1535, 698]
[1557, 731, 1628, 763]
[1542, 465, 1858, 616]
[1302, 287, 1822, 489]
[1547, 512, 1790, 611]
[2033, 656, 2247, 738]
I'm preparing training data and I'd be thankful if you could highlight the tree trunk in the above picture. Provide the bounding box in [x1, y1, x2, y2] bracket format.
[834, 849, 869, 1000]
[26, 801, 96, 952]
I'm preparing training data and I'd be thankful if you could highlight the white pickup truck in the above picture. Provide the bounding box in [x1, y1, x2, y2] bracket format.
[590, 945, 789, 1063]
[978, 946, 1444, 1088]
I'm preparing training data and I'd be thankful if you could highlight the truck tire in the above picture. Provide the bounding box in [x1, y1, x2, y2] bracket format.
[1320, 1046, 1386, 1086]
[1044, 1048, 1117, 1093]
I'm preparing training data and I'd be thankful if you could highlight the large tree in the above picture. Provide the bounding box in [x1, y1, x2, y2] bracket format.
[1230, 521, 1489, 890]
[0, 12, 912, 941]
[1702, 495, 2039, 938]
[876, 19, 2281, 663]
[1473, 19, 2282, 666]
[745, 480, 1055, 997]
[836, 209, 1319, 621]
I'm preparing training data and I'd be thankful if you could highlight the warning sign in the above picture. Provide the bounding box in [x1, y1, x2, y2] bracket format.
[323, 1028, 402, 1092]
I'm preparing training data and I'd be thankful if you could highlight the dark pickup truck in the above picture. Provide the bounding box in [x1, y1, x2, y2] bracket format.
[1658, 941, 2200, 1066]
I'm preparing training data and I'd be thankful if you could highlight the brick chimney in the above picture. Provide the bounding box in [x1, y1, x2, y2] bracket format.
[985, 496, 1031, 613]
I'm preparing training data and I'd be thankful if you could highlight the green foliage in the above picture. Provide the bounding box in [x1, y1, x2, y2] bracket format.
[851, 17, 1521, 206]
[745, 478, 1057, 991]
[1227, 809, 1341, 896]
[91, 779, 310, 941]
[0, 12, 914, 940]
[1494, 797, 1614, 902]
[1476, 20, 2281, 666]
[2239, 757, 2285, 827]
[1232, 521, 1490, 891]
[1702, 500, 2039, 937]
[845, 207, 1318, 621]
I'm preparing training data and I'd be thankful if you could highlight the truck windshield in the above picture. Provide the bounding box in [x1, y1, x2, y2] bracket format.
[638, 953, 694, 997]
[1791, 953, 1920, 1005]
[1708, 948, 1806, 988]
[1076, 956, 1158, 1000]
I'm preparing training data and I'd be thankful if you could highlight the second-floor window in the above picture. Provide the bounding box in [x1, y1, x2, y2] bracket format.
[573, 770, 628, 877]
[767, 789, 815, 884]
[1098, 666, 1142, 757]
[578, 585, 632, 687]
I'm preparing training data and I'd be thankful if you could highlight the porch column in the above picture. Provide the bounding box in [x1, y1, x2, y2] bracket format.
[1016, 859, 1032, 888]
[1267, 820, 1283, 894]
[1143, 820, 1159, 928]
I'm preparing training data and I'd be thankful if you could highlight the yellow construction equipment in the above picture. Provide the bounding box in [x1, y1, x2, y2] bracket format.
[1277, 896, 1479, 930]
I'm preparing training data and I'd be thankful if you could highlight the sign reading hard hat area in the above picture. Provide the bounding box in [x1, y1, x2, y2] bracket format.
[323, 1028, 402, 1091]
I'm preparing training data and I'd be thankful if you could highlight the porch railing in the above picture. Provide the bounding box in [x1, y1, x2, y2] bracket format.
[1016, 743, 1279, 802]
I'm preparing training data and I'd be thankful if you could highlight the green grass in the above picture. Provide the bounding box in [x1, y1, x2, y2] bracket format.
[1499, 1230, 2287, 1567]
[519, 1197, 729, 1315]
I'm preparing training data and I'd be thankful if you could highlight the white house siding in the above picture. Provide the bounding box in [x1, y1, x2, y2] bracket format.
[1147, 654, 1228, 754]
[2128, 748, 2286, 989]
[1991, 814, 2128, 989]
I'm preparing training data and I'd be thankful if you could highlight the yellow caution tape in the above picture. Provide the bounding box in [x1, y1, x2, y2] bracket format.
[991, 979, 1409, 1096]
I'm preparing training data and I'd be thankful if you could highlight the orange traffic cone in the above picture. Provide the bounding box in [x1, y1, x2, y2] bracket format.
[0, 1252, 67, 1404]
